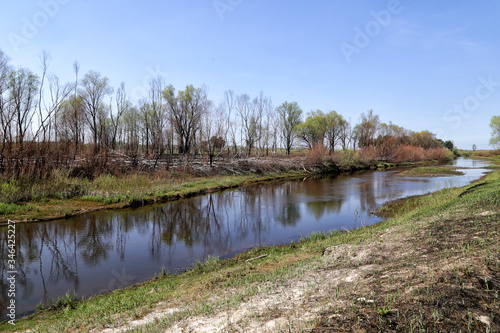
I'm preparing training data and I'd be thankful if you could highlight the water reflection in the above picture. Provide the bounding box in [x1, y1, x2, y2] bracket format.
[0, 158, 491, 319]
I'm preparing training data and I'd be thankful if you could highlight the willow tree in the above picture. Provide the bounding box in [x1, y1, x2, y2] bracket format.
[297, 110, 327, 149]
[356, 110, 380, 148]
[276, 101, 302, 155]
[324, 110, 345, 152]
[79, 71, 113, 152]
[490, 115, 500, 149]
[163, 84, 207, 155]
[8, 67, 39, 148]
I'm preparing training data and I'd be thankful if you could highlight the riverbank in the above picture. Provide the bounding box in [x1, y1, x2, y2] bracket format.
[0, 155, 439, 224]
[3, 159, 498, 332]
[395, 165, 464, 177]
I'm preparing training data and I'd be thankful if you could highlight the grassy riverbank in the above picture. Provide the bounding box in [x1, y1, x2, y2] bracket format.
[0, 170, 309, 223]
[396, 165, 464, 177]
[3, 158, 498, 332]
[0, 153, 442, 223]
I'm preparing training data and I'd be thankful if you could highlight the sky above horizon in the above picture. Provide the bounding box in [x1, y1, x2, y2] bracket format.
[1, 0, 499, 149]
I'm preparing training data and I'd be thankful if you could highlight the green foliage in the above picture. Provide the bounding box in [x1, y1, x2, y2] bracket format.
[0, 169, 85, 206]
[490, 115, 500, 149]
[297, 110, 327, 149]
[443, 140, 454, 150]
[324, 110, 346, 152]
[356, 109, 380, 148]
[377, 307, 391, 316]
[337, 149, 362, 169]
[0, 180, 21, 203]
[276, 101, 303, 155]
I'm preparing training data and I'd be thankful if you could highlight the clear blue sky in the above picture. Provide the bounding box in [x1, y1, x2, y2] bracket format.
[1, 0, 499, 149]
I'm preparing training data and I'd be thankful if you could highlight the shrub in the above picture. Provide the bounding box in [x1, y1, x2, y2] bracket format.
[359, 146, 377, 164]
[0, 180, 22, 203]
[426, 147, 454, 162]
[390, 145, 426, 163]
[332, 149, 363, 170]
[390, 145, 453, 163]
[472, 150, 500, 158]
[305, 145, 329, 168]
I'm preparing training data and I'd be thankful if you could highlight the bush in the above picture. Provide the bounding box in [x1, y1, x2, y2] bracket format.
[305, 145, 329, 168]
[426, 147, 454, 162]
[390, 145, 453, 163]
[472, 150, 500, 158]
[0, 169, 85, 204]
[359, 146, 377, 164]
[331, 149, 363, 170]
[390, 145, 425, 163]
[0, 180, 22, 203]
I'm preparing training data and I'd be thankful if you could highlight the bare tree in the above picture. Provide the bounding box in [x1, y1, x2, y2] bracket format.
[236, 94, 259, 156]
[121, 105, 141, 165]
[37, 51, 50, 143]
[253, 92, 267, 157]
[356, 110, 380, 148]
[222, 90, 237, 156]
[72, 61, 82, 152]
[324, 111, 346, 152]
[34, 73, 73, 142]
[139, 99, 152, 156]
[202, 102, 225, 166]
[0, 50, 12, 169]
[261, 97, 274, 156]
[8, 68, 39, 148]
[110, 82, 128, 150]
[163, 84, 207, 155]
[79, 71, 113, 152]
[338, 118, 352, 150]
[149, 77, 167, 166]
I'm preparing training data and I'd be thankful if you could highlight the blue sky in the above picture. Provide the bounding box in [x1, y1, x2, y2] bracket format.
[1, 0, 499, 149]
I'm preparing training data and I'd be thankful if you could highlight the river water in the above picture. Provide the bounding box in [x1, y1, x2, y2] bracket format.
[0, 157, 491, 319]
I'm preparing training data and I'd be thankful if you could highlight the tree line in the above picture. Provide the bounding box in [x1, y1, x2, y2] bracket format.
[0, 49, 451, 179]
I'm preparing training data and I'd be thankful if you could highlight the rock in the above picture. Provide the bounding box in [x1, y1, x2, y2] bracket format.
[476, 315, 491, 327]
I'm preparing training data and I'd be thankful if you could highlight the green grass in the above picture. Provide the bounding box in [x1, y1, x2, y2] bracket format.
[0, 170, 307, 222]
[397, 165, 464, 177]
[0, 202, 38, 215]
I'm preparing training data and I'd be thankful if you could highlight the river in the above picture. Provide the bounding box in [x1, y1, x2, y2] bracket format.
[0, 157, 491, 319]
